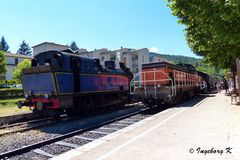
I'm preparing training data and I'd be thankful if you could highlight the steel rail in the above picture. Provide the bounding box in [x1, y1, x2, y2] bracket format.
[0, 107, 148, 159]
[0, 117, 54, 130]
[0, 120, 61, 137]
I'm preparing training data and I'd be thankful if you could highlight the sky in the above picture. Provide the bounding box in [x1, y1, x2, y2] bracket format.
[0, 0, 199, 58]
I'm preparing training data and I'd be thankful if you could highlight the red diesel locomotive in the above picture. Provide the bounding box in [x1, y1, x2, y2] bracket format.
[130, 62, 201, 106]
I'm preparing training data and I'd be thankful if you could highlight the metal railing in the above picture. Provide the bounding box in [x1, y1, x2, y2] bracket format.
[130, 70, 175, 98]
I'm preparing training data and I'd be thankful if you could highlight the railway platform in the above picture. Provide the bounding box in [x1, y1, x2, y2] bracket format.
[52, 93, 240, 160]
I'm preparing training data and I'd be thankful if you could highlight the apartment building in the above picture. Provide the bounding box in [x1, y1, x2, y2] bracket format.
[79, 47, 150, 75]
[31, 42, 167, 76]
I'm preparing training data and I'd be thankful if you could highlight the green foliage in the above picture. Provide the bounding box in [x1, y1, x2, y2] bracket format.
[0, 51, 7, 74]
[13, 59, 31, 80]
[17, 40, 32, 55]
[0, 79, 21, 89]
[160, 53, 227, 76]
[220, 68, 230, 76]
[0, 98, 24, 106]
[0, 98, 29, 116]
[167, 0, 240, 69]
[158, 54, 202, 66]
[0, 79, 20, 85]
[0, 88, 24, 100]
[196, 65, 217, 76]
[70, 41, 79, 51]
[0, 36, 9, 51]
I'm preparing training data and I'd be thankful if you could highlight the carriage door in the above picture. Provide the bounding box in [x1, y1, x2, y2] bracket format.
[71, 58, 80, 93]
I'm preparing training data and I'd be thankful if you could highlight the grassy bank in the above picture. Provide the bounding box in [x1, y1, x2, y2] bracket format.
[0, 98, 30, 116]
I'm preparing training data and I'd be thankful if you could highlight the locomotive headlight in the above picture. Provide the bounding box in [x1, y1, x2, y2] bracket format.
[44, 93, 49, 99]
[24, 94, 29, 99]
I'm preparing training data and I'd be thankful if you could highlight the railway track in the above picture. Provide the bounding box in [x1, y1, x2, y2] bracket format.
[0, 115, 70, 137]
[0, 96, 206, 160]
[0, 105, 155, 160]
[0, 112, 54, 126]
[0, 104, 138, 137]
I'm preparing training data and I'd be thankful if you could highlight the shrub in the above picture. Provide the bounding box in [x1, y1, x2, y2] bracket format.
[0, 88, 24, 99]
[0, 98, 24, 106]
[0, 80, 22, 88]
[13, 59, 31, 80]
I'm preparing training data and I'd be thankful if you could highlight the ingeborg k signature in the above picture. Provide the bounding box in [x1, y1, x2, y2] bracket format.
[189, 147, 232, 155]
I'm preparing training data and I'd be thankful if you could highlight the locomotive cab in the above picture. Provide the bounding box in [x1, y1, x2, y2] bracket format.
[19, 51, 74, 115]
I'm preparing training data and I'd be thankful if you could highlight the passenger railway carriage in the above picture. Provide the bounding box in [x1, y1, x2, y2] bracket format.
[18, 50, 133, 115]
[130, 62, 200, 106]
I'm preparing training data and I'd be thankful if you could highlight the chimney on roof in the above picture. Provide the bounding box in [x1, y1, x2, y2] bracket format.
[121, 46, 123, 49]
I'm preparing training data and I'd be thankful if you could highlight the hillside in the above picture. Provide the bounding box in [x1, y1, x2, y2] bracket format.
[159, 54, 226, 77]
[159, 54, 202, 66]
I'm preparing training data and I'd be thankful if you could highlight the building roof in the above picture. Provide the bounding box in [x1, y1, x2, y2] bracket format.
[32, 42, 68, 48]
[5, 52, 33, 59]
[128, 48, 148, 54]
[149, 52, 163, 57]
[106, 48, 131, 55]
[87, 48, 108, 54]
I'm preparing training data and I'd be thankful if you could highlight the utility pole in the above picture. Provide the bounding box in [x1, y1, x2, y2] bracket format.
[236, 58, 240, 101]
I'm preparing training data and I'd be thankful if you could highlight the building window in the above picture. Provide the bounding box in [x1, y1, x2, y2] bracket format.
[15, 58, 18, 65]
[110, 54, 116, 60]
[101, 56, 105, 62]
[123, 57, 127, 65]
[136, 68, 139, 73]
[132, 54, 138, 61]
[149, 56, 154, 62]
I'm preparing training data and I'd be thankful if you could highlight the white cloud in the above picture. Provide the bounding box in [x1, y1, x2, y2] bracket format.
[149, 47, 159, 53]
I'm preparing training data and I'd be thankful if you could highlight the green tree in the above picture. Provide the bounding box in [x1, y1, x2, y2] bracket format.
[17, 40, 32, 55]
[167, 0, 240, 70]
[0, 36, 9, 52]
[13, 59, 31, 80]
[69, 41, 79, 51]
[0, 51, 7, 74]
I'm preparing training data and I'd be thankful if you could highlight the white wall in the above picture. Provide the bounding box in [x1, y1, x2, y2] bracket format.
[5, 54, 33, 80]
[127, 48, 149, 75]
[33, 43, 68, 56]
[6, 65, 15, 80]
